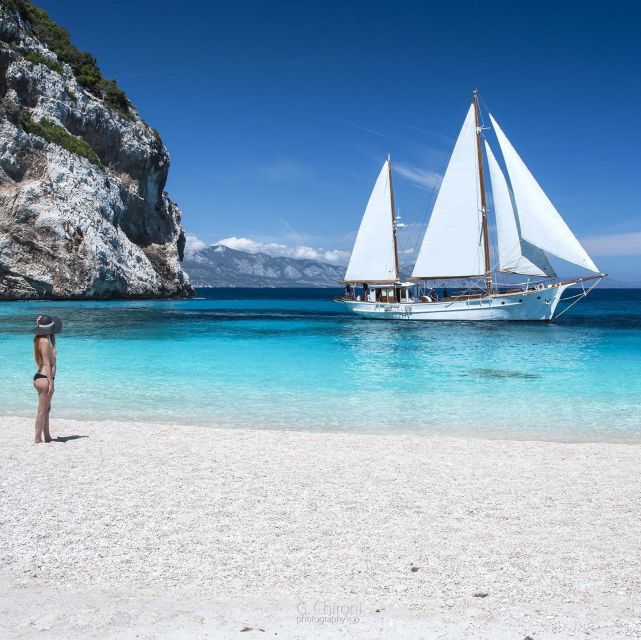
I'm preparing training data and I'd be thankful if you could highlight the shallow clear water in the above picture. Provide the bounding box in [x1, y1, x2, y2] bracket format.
[2, 288, 640, 441]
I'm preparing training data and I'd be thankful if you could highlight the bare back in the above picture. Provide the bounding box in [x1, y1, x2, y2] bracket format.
[36, 336, 56, 378]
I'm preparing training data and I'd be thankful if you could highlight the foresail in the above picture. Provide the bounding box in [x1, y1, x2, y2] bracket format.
[490, 114, 599, 273]
[484, 141, 555, 277]
[519, 239, 556, 277]
[344, 160, 397, 282]
[411, 104, 484, 279]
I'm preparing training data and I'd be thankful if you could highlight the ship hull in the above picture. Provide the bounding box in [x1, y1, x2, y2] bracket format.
[340, 284, 571, 321]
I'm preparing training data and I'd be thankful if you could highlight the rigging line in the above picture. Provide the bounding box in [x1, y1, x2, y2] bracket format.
[478, 127, 498, 286]
[479, 122, 501, 284]
[479, 92, 505, 282]
[555, 279, 601, 318]
[473, 120, 486, 280]
[478, 93, 492, 129]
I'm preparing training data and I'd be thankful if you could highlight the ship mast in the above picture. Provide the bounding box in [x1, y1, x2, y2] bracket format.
[388, 154, 400, 281]
[473, 90, 492, 294]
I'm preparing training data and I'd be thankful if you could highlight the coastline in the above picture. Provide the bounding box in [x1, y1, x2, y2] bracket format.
[1, 416, 640, 639]
[0, 291, 195, 302]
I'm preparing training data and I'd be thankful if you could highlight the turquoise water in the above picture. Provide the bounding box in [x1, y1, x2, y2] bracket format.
[1, 288, 640, 441]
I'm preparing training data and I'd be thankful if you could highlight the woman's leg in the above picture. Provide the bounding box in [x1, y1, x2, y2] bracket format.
[43, 396, 52, 442]
[33, 379, 49, 444]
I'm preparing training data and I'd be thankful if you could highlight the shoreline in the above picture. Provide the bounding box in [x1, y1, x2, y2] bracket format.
[2, 416, 640, 638]
[3, 412, 641, 446]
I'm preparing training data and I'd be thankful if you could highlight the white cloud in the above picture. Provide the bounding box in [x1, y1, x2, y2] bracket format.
[322, 249, 351, 263]
[394, 162, 442, 190]
[216, 236, 281, 253]
[183, 234, 207, 259]
[216, 236, 349, 265]
[581, 231, 641, 256]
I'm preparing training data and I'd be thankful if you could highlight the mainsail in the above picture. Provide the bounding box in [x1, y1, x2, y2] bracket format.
[484, 141, 555, 277]
[411, 104, 485, 279]
[344, 160, 398, 282]
[490, 114, 599, 273]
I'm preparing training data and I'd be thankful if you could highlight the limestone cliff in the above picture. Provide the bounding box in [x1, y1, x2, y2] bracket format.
[0, 1, 192, 298]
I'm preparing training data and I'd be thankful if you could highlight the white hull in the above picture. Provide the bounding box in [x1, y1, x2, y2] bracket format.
[340, 284, 571, 321]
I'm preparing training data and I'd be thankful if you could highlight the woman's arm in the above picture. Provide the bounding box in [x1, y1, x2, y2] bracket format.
[38, 338, 55, 396]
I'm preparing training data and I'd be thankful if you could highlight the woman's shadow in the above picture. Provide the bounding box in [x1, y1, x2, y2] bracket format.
[53, 435, 89, 443]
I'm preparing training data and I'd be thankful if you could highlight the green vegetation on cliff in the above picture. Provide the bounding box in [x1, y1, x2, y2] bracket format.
[24, 49, 62, 74]
[18, 111, 101, 165]
[3, 0, 132, 119]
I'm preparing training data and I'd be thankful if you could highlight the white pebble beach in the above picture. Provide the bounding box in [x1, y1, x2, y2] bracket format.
[1, 416, 640, 639]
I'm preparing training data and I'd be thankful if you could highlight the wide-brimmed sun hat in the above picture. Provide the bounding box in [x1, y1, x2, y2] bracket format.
[33, 314, 63, 335]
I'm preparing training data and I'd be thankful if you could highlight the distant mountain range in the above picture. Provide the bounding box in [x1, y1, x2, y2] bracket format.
[183, 246, 641, 288]
[183, 245, 345, 287]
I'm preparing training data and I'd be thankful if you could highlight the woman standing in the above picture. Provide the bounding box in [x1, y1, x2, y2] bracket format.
[33, 315, 62, 444]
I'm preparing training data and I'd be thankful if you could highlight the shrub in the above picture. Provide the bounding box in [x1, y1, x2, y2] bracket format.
[4, 0, 133, 119]
[19, 111, 101, 166]
[23, 49, 63, 74]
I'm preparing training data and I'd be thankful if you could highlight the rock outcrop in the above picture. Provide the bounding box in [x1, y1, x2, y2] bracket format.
[183, 245, 345, 288]
[0, 1, 192, 298]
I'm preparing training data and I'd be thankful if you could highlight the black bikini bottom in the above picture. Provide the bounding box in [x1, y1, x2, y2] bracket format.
[33, 373, 48, 381]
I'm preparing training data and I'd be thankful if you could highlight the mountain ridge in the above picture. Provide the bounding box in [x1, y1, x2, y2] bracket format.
[183, 245, 345, 288]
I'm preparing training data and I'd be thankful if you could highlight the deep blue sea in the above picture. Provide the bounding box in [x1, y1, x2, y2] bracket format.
[1, 288, 640, 441]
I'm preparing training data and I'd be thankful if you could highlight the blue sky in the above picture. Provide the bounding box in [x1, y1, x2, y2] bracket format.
[38, 0, 641, 279]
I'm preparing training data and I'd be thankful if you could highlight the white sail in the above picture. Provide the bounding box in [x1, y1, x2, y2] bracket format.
[484, 141, 555, 277]
[412, 104, 484, 278]
[490, 114, 599, 273]
[344, 160, 397, 282]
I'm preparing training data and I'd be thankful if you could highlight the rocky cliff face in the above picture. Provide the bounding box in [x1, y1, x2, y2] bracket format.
[184, 245, 345, 288]
[0, 1, 192, 298]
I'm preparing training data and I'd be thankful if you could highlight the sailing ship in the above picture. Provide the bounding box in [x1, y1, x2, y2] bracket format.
[338, 91, 605, 321]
